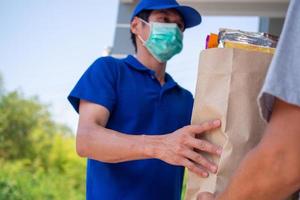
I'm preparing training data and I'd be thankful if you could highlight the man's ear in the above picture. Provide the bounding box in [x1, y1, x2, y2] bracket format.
[130, 17, 140, 35]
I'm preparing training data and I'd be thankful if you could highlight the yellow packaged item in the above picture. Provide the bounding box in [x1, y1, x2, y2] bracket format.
[224, 41, 276, 54]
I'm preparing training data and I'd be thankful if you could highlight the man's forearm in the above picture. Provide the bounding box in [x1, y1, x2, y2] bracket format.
[216, 100, 300, 200]
[76, 124, 162, 163]
[76, 119, 223, 177]
[216, 144, 295, 200]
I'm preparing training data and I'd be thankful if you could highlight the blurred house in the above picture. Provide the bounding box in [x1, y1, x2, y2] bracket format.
[110, 0, 289, 56]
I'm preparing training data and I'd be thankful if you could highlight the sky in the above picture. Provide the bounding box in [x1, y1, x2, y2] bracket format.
[0, 1, 259, 132]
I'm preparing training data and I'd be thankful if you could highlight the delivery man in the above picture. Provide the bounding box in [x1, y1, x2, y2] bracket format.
[68, 0, 222, 199]
[197, 0, 300, 199]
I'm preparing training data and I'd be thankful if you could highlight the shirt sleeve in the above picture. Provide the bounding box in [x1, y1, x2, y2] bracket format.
[68, 57, 118, 114]
[258, 0, 300, 121]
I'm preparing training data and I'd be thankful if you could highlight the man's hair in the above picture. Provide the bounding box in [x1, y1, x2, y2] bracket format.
[130, 10, 152, 53]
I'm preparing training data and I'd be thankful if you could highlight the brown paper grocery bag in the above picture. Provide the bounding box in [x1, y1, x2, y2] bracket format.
[185, 48, 273, 199]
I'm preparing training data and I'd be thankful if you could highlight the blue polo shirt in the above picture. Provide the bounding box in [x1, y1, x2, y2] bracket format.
[68, 55, 194, 200]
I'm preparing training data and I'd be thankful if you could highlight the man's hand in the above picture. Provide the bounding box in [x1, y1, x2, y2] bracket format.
[154, 120, 222, 177]
[78, 101, 222, 168]
[197, 192, 215, 200]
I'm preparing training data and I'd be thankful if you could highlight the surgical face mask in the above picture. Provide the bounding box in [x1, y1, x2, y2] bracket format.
[138, 18, 183, 63]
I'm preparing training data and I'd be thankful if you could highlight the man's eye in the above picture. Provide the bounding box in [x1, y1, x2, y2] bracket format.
[178, 24, 184, 31]
[156, 18, 166, 23]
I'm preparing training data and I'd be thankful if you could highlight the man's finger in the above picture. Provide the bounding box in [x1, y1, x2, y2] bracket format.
[182, 149, 218, 173]
[187, 120, 221, 134]
[197, 192, 215, 200]
[181, 159, 209, 178]
[189, 138, 222, 156]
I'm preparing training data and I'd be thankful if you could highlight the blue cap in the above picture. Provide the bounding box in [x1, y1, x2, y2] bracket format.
[131, 0, 202, 29]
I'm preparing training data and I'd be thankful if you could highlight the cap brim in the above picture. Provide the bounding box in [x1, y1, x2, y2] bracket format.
[132, 4, 202, 29]
[175, 6, 202, 28]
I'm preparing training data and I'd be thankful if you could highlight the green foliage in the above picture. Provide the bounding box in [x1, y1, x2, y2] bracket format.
[0, 157, 85, 200]
[181, 169, 188, 200]
[0, 76, 85, 200]
[0, 74, 4, 96]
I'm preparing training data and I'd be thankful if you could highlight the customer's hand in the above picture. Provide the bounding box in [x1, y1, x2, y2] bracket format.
[156, 120, 222, 177]
[197, 192, 215, 200]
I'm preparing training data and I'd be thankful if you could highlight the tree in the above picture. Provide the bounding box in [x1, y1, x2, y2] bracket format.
[0, 73, 4, 97]
[0, 73, 85, 200]
[0, 91, 52, 160]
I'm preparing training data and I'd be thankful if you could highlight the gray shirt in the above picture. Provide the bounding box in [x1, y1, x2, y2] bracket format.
[259, 0, 300, 121]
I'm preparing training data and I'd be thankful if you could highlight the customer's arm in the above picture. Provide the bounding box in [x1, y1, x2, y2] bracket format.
[76, 100, 222, 177]
[198, 99, 300, 200]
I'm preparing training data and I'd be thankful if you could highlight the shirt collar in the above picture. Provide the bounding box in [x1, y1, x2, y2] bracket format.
[124, 55, 179, 89]
[164, 73, 178, 90]
[124, 55, 151, 72]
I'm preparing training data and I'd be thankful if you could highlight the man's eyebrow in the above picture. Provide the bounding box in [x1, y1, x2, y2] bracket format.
[158, 10, 184, 23]
[158, 10, 169, 15]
